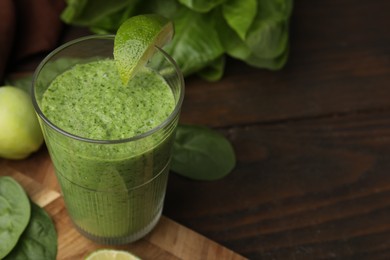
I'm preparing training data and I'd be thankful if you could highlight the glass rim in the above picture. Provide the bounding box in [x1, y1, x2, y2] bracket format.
[32, 34, 185, 144]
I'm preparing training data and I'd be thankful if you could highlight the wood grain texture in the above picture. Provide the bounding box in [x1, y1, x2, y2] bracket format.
[165, 110, 390, 258]
[0, 164, 60, 207]
[0, 166, 245, 260]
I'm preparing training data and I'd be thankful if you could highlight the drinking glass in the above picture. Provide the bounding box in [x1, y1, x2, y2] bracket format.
[32, 35, 184, 244]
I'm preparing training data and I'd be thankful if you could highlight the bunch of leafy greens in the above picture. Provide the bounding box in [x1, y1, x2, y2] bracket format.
[60, 0, 293, 81]
[0, 176, 57, 260]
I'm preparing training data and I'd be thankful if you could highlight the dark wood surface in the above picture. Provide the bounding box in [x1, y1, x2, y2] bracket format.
[3, 0, 390, 259]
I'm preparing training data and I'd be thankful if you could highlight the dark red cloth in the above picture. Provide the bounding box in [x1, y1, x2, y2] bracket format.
[0, 0, 65, 82]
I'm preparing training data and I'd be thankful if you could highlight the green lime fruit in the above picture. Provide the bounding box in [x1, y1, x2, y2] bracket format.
[114, 14, 174, 85]
[85, 249, 141, 260]
[0, 86, 44, 159]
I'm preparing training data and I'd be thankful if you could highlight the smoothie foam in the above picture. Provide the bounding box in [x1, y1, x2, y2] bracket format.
[41, 59, 175, 140]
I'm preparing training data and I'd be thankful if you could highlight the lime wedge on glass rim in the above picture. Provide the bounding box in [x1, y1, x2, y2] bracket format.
[114, 14, 174, 85]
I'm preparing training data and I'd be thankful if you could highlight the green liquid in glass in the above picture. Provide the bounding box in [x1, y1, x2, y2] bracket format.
[41, 59, 176, 244]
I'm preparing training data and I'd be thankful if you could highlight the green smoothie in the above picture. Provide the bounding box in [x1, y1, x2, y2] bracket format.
[40, 59, 178, 244]
[41, 59, 175, 140]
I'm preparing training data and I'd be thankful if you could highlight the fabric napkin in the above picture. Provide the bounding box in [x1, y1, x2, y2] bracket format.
[0, 0, 65, 82]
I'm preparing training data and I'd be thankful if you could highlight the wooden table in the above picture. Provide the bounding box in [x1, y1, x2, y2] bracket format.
[2, 0, 390, 259]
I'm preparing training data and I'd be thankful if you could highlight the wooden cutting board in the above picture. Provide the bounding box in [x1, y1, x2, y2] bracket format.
[0, 166, 246, 260]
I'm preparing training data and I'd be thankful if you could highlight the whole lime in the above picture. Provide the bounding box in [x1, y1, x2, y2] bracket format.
[0, 86, 43, 159]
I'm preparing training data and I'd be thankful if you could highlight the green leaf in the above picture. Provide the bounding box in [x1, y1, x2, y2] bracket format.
[243, 0, 292, 59]
[61, 0, 139, 26]
[216, 3, 290, 69]
[197, 55, 225, 81]
[165, 7, 225, 76]
[258, 0, 294, 20]
[222, 0, 257, 40]
[178, 0, 226, 13]
[136, 0, 181, 19]
[171, 125, 236, 181]
[0, 177, 31, 259]
[89, 4, 138, 34]
[245, 45, 289, 70]
[215, 9, 249, 59]
[246, 18, 289, 59]
[4, 203, 57, 260]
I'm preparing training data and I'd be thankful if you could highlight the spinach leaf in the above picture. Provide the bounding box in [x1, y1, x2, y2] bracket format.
[164, 7, 225, 77]
[4, 202, 57, 260]
[89, 4, 138, 34]
[245, 44, 289, 70]
[216, 5, 289, 70]
[0, 177, 31, 259]
[178, 0, 226, 13]
[61, 0, 139, 26]
[248, 20, 288, 59]
[171, 125, 236, 181]
[222, 0, 257, 40]
[197, 55, 225, 81]
[136, 0, 181, 19]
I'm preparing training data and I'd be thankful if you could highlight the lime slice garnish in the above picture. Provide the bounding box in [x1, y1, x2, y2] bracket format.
[85, 249, 140, 260]
[114, 14, 174, 85]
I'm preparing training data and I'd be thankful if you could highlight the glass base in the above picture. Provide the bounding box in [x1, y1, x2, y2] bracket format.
[73, 210, 162, 245]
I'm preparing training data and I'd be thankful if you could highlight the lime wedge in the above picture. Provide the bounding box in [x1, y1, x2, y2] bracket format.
[85, 249, 140, 260]
[114, 14, 174, 85]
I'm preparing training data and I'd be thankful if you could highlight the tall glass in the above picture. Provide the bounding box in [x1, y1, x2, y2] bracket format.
[32, 35, 184, 244]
